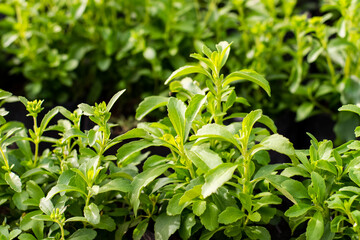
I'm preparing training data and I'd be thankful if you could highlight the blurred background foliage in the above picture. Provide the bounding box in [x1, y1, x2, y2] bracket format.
[0, 0, 360, 144]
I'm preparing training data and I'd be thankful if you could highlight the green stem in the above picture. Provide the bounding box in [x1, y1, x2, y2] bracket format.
[325, 51, 336, 86]
[55, 220, 65, 240]
[33, 116, 40, 167]
[214, 76, 223, 125]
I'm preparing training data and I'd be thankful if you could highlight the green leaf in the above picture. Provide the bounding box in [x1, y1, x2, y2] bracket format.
[202, 163, 237, 198]
[97, 57, 112, 71]
[330, 215, 347, 232]
[186, 145, 222, 172]
[78, 103, 94, 116]
[13, 192, 28, 211]
[216, 41, 231, 69]
[84, 203, 100, 225]
[241, 109, 262, 145]
[20, 210, 43, 231]
[117, 140, 160, 164]
[224, 113, 277, 133]
[9, 229, 21, 240]
[200, 202, 220, 231]
[165, 65, 211, 85]
[179, 185, 202, 205]
[31, 215, 52, 222]
[266, 175, 308, 204]
[259, 134, 295, 156]
[154, 213, 181, 240]
[133, 219, 149, 240]
[131, 165, 169, 215]
[93, 215, 116, 231]
[99, 178, 131, 193]
[244, 226, 270, 240]
[311, 172, 326, 202]
[192, 124, 241, 150]
[168, 98, 186, 141]
[193, 200, 207, 216]
[218, 207, 246, 224]
[306, 211, 324, 240]
[184, 94, 206, 140]
[307, 45, 323, 63]
[39, 107, 59, 134]
[46, 184, 86, 200]
[135, 96, 169, 120]
[223, 70, 271, 96]
[39, 198, 54, 215]
[2, 32, 18, 48]
[285, 203, 314, 218]
[0, 4, 15, 15]
[349, 168, 360, 187]
[64, 59, 79, 71]
[26, 180, 44, 203]
[179, 213, 196, 240]
[339, 104, 360, 116]
[106, 89, 125, 112]
[5, 172, 22, 192]
[296, 102, 314, 122]
[167, 193, 191, 216]
[68, 229, 97, 240]
[18, 233, 37, 240]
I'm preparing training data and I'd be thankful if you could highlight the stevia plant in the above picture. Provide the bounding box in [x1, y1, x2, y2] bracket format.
[277, 104, 360, 240]
[0, 89, 140, 239]
[116, 41, 298, 239]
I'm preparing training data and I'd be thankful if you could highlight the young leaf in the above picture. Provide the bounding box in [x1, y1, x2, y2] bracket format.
[98, 178, 131, 193]
[46, 184, 87, 200]
[259, 134, 295, 156]
[311, 172, 326, 202]
[339, 104, 360, 116]
[78, 103, 94, 116]
[216, 41, 231, 69]
[285, 203, 314, 218]
[218, 207, 246, 224]
[165, 65, 211, 85]
[179, 185, 202, 205]
[135, 96, 169, 120]
[106, 89, 125, 112]
[167, 98, 186, 141]
[184, 94, 206, 140]
[84, 203, 101, 225]
[306, 211, 324, 240]
[154, 213, 181, 240]
[202, 163, 238, 198]
[223, 70, 271, 96]
[167, 193, 191, 216]
[191, 124, 241, 150]
[39, 107, 59, 134]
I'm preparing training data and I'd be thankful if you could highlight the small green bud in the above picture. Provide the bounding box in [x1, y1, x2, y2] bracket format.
[26, 100, 44, 117]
